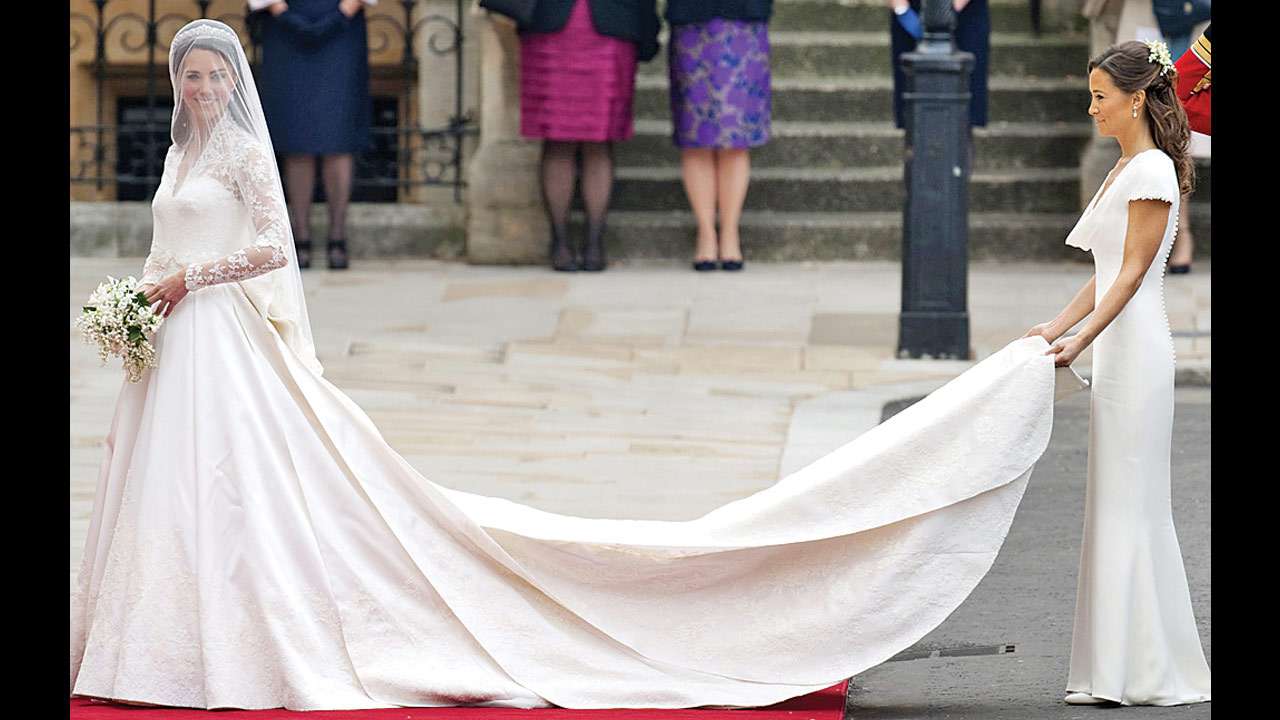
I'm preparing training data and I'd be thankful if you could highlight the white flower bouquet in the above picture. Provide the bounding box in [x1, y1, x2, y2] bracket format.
[75, 276, 165, 383]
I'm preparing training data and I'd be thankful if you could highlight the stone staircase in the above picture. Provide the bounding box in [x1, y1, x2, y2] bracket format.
[68, 0, 1211, 262]
[589, 0, 1210, 262]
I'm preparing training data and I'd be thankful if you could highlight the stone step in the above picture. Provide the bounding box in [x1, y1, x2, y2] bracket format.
[570, 209, 1212, 262]
[769, 0, 1084, 34]
[635, 75, 1090, 123]
[602, 163, 1211, 214]
[69, 201, 467, 259]
[619, 120, 1092, 170]
[68, 202, 1212, 262]
[600, 166, 1083, 213]
[641, 31, 1089, 80]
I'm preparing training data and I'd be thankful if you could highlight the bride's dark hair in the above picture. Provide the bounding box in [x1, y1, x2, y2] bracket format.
[169, 33, 254, 145]
[1088, 41, 1195, 197]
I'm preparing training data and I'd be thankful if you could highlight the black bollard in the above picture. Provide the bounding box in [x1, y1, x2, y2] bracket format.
[897, 0, 973, 360]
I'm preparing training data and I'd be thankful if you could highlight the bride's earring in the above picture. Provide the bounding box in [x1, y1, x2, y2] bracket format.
[1131, 105, 1139, 118]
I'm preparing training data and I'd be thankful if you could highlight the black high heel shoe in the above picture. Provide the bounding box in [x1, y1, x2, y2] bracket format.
[582, 223, 607, 272]
[692, 233, 717, 272]
[550, 226, 578, 271]
[719, 258, 745, 272]
[327, 238, 349, 270]
[1168, 263, 1192, 274]
[296, 239, 313, 269]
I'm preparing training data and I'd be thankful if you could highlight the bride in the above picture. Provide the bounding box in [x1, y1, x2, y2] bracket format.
[70, 19, 1086, 712]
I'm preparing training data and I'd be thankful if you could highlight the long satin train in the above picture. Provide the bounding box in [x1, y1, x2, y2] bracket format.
[71, 284, 1086, 710]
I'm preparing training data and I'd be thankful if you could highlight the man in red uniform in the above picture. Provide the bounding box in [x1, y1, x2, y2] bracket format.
[1166, 24, 1210, 274]
[1175, 25, 1211, 135]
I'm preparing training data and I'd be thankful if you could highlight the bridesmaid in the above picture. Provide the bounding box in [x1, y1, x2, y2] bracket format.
[666, 0, 773, 272]
[1024, 40, 1210, 707]
[519, 0, 660, 272]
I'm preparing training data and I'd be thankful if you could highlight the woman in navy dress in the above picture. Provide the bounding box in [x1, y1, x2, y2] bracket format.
[888, 0, 989, 129]
[252, 0, 374, 269]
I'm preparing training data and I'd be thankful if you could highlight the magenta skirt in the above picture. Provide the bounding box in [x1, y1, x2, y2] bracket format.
[519, 0, 638, 142]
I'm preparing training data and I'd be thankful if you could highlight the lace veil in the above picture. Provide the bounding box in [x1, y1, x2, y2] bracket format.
[166, 19, 320, 374]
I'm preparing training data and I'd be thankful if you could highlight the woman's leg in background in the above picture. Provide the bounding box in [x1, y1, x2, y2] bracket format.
[284, 154, 318, 268]
[1168, 196, 1194, 271]
[715, 148, 751, 264]
[681, 148, 719, 264]
[541, 140, 580, 271]
[321, 153, 354, 269]
[580, 140, 615, 271]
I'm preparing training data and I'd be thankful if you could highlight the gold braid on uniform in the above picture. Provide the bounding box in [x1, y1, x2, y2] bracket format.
[1189, 33, 1211, 94]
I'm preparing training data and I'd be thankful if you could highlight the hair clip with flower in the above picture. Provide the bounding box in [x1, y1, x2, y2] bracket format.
[1143, 39, 1175, 77]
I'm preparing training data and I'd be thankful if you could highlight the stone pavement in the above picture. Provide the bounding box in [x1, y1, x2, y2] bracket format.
[844, 388, 1211, 719]
[70, 257, 1210, 582]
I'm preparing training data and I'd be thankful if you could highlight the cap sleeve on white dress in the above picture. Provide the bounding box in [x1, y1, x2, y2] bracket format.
[1123, 151, 1180, 205]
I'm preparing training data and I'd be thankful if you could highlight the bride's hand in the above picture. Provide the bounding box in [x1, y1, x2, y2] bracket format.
[1022, 321, 1059, 343]
[1045, 335, 1086, 368]
[144, 269, 190, 318]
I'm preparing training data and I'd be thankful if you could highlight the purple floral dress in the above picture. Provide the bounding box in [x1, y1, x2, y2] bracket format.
[668, 19, 771, 149]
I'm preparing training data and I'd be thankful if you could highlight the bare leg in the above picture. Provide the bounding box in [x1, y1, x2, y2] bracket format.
[540, 140, 579, 270]
[1168, 195, 1194, 270]
[715, 148, 751, 263]
[580, 140, 615, 271]
[283, 154, 317, 267]
[321, 153, 354, 268]
[681, 148, 719, 263]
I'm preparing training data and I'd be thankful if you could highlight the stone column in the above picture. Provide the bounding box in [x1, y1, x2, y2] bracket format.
[1078, 0, 1124, 209]
[465, 10, 545, 264]
[1039, 0, 1088, 33]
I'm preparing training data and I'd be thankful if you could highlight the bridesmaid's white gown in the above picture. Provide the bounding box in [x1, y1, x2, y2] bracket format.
[1063, 148, 1211, 705]
[71, 137, 1088, 711]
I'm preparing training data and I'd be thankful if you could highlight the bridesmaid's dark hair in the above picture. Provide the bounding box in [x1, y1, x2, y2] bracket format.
[1088, 41, 1195, 197]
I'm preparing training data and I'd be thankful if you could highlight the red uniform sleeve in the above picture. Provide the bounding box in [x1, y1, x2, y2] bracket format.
[1175, 32, 1211, 136]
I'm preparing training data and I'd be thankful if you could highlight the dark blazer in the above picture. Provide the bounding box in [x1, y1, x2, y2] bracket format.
[664, 0, 773, 25]
[523, 0, 661, 61]
[255, 0, 372, 154]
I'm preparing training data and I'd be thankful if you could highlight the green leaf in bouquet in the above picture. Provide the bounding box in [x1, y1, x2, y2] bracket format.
[82, 307, 96, 313]
[135, 291, 152, 306]
[128, 326, 144, 343]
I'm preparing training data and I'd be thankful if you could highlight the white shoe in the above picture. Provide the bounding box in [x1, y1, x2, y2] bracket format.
[1064, 692, 1109, 705]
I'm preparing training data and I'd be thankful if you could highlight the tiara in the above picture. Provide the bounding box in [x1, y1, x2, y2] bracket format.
[1143, 39, 1175, 78]
[172, 20, 240, 46]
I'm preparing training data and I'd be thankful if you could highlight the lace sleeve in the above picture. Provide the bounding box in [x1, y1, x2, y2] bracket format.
[183, 144, 290, 292]
[140, 251, 169, 287]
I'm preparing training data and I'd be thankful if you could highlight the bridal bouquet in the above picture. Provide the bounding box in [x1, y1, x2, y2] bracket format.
[75, 276, 165, 383]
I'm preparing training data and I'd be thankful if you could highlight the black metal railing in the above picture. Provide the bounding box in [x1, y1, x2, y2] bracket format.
[69, 0, 474, 202]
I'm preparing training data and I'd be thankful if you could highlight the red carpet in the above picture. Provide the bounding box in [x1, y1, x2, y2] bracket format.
[71, 681, 848, 720]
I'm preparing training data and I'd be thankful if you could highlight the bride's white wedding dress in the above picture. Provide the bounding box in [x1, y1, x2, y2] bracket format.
[66, 121, 1085, 711]
[1062, 148, 1211, 705]
[70, 18, 1097, 714]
